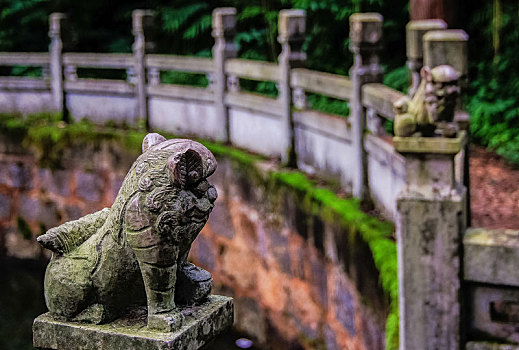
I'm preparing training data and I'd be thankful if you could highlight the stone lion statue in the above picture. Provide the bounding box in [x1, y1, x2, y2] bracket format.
[394, 65, 460, 137]
[37, 133, 218, 332]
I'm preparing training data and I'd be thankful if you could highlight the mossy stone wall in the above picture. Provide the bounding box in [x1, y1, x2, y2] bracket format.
[0, 113, 398, 349]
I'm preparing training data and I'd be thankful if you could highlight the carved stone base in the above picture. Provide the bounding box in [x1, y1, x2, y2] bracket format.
[33, 295, 233, 350]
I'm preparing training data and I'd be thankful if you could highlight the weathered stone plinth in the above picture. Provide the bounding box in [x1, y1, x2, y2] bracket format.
[395, 133, 467, 350]
[33, 295, 233, 350]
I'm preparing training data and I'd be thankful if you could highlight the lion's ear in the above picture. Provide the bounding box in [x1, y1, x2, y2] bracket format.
[167, 149, 203, 189]
[420, 66, 433, 82]
[142, 133, 166, 153]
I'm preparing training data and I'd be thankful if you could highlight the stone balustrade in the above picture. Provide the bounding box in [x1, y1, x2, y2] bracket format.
[0, 9, 464, 223]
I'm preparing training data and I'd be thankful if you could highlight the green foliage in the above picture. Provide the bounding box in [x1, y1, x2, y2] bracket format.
[306, 93, 350, 117]
[239, 79, 278, 98]
[160, 70, 209, 87]
[384, 65, 408, 94]
[0, 0, 50, 51]
[466, 0, 519, 166]
[16, 217, 33, 240]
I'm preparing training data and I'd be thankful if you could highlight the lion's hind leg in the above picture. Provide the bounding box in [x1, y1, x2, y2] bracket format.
[44, 255, 95, 320]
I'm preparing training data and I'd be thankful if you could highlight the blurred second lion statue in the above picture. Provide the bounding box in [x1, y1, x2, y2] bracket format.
[37, 133, 218, 332]
[394, 65, 460, 137]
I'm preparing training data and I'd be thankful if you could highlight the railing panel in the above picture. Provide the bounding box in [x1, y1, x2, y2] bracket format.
[225, 91, 282, 117]
[0, 52, 50, 66]
[291, 68, 353, 101]
[146, 54, 213, 74]
[365, 134, 405, 220]
[464, 228, 519, 286]
[0, 77, 50, 90]
[225, 59, 279, 82]
[65, 79, 134, 95]
[294, 110, 354, 187]
[63, 53, 133, 69]
[361, 83, 404, 121]
[294, 110, 351, 142]
[147, 84, 213, 103]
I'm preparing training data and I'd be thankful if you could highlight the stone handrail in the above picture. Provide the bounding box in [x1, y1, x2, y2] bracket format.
[0, 52, 50, 66]
[291, 68, 353, 101]
[225, 58, 280, 82]
[65, 79, 133, 95]
[464, 228, 519, 286]
[0, 76, 50, 90]
[362, 83, 404, 121]
[147, 84, 213, 102]
[146, 54, 214, 74]
[463, 228, 519, 347]
[63, 53, 133, 69]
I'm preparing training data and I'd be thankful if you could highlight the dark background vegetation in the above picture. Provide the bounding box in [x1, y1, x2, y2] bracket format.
[0, 0, 518, 165]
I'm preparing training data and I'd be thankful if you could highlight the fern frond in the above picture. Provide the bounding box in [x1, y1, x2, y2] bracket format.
[183, 14, 211, 40]
[161, 2, 208, 33]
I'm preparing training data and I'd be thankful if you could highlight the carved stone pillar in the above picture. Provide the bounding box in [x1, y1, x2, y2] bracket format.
[406, 19, 447, 97]
[132, 9, 155, 129]
[395, 134, 467, 350]
[349, 13, 383, 200]
[424, 29, 471, 226]
[277, 9, 306, 167]
[212, 7, 238, 143]
[49, 13, 69, 122]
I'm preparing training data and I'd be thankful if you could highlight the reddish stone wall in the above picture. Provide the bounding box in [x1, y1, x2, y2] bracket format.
[0, 139, 388, 349]
[0, 139, 135, 259]
[189, 159, 388, 349]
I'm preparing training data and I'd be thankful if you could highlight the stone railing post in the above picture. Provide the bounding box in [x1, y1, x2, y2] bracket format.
[212, 8, 237, 143]
[424, 29, 469, 127]
[49, 13, 69, 122]
[132, 9, 155, 129]
[278, 9, 306, 167]
[424, 29, 471, 226]
[406, 19, 447, 97]
[349, 13, 383, 200]
[395, 135, 467, 350]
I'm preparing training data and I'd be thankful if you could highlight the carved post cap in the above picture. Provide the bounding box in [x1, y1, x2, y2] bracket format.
[278, 9, 306, 42]
[132, 9, 155, 35]
[406, 19, 447, 60]
[349, 13, 383, 47]
[49, 13, 67, 38]
[424, 29, 468, 77]
[212, 8, 236, 38]
[394, 131, 467, 197]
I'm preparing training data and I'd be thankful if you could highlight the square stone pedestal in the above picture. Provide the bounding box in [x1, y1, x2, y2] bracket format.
[33, 295, 233, 350]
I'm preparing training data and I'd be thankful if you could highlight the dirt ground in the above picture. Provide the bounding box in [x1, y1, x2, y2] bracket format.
[470, 145, 519, 229]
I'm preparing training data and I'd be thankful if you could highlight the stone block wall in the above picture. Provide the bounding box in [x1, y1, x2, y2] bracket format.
[0, 137, 134, 259]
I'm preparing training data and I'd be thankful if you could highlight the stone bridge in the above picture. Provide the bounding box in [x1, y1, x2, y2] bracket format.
[0, 8, 517, 350]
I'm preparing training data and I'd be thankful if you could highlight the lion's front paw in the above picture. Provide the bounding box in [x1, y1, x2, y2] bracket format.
[147, 311, 184, 332]
[175, 263, 212, 305]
